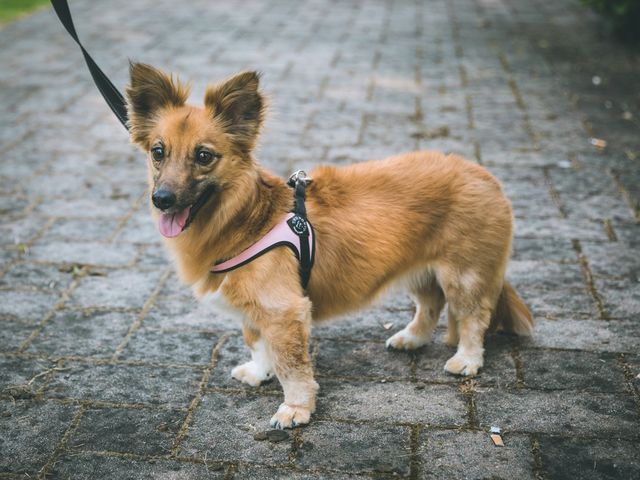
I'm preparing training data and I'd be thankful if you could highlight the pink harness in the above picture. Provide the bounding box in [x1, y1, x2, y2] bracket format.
[211, 171, 315, 288]
[211, 212, 315, 285]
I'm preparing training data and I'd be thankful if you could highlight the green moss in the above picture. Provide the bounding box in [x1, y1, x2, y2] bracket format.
[0, 0, 50, 24]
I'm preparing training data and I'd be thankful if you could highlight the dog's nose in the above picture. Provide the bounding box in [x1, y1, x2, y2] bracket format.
[152, 189, 176, 211]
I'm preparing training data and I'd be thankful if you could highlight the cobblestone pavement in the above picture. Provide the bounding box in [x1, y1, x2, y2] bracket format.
[1, 0, 639, 478]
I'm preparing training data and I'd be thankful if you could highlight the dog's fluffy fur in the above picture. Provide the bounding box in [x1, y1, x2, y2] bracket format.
[126, 63, 533, 429]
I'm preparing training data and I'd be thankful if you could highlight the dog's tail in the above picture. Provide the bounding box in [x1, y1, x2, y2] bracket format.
[490, 281, 533, 335]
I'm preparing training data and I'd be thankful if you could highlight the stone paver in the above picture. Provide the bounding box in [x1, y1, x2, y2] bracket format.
[1, 0, 639, 478]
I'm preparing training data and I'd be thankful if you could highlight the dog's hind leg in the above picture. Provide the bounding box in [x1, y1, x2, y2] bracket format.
[386, 273, 445, 350]
[231, 323, 274, 387]
[443, 304, 491, 376]
[440, 267, 501, 376]
[445, 306, 459, 347]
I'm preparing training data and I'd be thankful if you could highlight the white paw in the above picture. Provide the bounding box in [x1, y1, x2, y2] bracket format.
[385, 328, 429, 350]
[231, 361, 273, 387]
[444, 352, 483, 376]
[269, 403, 312, 429]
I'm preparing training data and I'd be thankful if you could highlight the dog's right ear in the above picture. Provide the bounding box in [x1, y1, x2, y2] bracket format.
[126, 62, 190, 145]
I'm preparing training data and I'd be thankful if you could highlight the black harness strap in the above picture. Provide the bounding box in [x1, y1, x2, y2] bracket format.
[287, 171, 314, 290]
[50, 0, 129, 131]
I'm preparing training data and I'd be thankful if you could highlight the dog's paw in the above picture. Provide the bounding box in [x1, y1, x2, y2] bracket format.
[231, 361, 273, 387]
[444, 353, 483, 376]
[385, 328, 429, 350]
[269, 403, 312, 429]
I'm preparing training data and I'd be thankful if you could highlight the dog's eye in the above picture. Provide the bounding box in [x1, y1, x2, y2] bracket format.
[151, 146, 164, 162]
[196, 150, 216, 166]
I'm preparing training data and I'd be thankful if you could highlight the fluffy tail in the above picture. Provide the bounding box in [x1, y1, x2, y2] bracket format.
[490, 281, 534, 335]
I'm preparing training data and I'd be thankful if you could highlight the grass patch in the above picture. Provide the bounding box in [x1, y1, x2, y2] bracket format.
[0, 0, 51, 25]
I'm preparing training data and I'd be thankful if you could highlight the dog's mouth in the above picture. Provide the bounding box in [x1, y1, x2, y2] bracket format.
[157, 185, 216, 238]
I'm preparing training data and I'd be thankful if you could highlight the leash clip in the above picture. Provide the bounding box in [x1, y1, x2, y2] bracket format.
[287, 170, 312, 187]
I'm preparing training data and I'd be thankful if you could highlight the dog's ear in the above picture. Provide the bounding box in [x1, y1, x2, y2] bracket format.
[126, 62, 190, 145]
[204, 71, 265, 155]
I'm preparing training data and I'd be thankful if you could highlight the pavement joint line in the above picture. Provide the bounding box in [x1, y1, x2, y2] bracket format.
[511, 347, 526, 389]
[9, 258, 142, 272]
[464, 94, 474, 129]
[602, 218, 618, 242]
[42, 396, 190, 412]
[18, 194, 44, 218]
[571, 239, 610, 320]
[529, 434, 546, 480]
[497, 51, 541, 149]
[355, 112, 370, 146]
[110, 267, 173, 361]
[57, 449, 229, 473]
[223, 464, 237, 480]
[609, 168, 640, 222]
[36, 403, 87, 480]
[542, 166, 568, 219]
[408, 424, 422, 480]
[39, 354, 211, 370]
[616, 354, 640, 415]
[288, 427, 304, 465]
[203, 386, 282, 398]
[170, 332, 233, 457]
[107, 190, 147, 243]
[473, 140, 483, 164]
[16, 266, 89, 354]
[459, 379, 479, 429]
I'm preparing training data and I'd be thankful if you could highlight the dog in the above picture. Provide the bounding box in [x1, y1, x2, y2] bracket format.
[125, 63, 533, 429]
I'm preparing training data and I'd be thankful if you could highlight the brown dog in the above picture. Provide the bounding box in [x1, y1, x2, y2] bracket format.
[125, 63, 533, 429]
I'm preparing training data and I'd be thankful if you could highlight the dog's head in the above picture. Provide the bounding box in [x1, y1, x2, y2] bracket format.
[126, 63, 265, 238]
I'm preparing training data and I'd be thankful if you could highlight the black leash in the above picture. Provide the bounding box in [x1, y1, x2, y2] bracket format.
[50, 0, 129, 130]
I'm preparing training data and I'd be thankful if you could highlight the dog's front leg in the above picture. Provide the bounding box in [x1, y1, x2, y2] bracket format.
[263, 300, 318, 429]
[231, 324, 274, 387]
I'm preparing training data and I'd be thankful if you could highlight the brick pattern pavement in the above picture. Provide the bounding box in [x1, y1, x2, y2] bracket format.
[1, 0, 639, 478]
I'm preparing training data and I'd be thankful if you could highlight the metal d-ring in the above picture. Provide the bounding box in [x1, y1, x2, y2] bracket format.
[288, 170, 312, 187]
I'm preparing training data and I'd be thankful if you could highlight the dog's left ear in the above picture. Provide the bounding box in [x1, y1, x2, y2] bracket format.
[126, 62, 190, 145]
[204, 71, 265, 155]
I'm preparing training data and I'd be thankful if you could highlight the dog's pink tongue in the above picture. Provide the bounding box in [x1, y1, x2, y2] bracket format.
[158, 207, 190, 238]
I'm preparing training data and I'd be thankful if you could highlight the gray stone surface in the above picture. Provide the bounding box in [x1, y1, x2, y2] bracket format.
[46, 361, 202, 408]
[419, 430, 536, 479]
[49, 453, 225, 479]
[296, 421, 411, 475]
[1, 0, 639, 477]
[476, 388, 639, 437]
[179, 392, 293, 464]
[26, 309, 136, 358]
[0, 400, 78, 475]
[68, 406, 184, 456]
[538, 436, 640, 480]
